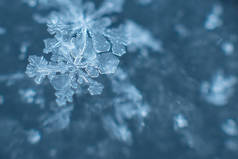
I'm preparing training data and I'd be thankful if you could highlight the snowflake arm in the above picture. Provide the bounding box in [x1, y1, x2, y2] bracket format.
[26, 0, 128, 106]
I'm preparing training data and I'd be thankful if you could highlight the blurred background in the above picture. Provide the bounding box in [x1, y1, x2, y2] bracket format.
[0, 0, 238, 159]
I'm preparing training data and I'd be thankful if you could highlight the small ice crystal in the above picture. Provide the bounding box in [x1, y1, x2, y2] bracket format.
[221, 42, 234, 56]
[201, 71, 236, 106]
[19, 89, 36, 104]
[222, 119, 238, 136]
[204, 4, 223, 30]
[173, 114, 188, 130]
[27, 129, 41, 144]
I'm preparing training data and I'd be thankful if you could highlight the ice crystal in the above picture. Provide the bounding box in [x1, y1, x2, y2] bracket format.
[173, 114, 188, 130]
[26, 129, 41, 144]
[204, 4, 223, 30]
[101, 68, 150, 144]
[174, 24, 190, 38]
[19, 88, 36, 104]
[221, 42, 234, 56]
[41, 105, 74, 133]
[222, 119, 238, 136]
[201, 71, 236, 106]
[126, 20, 162, 53]
[0, 72, 25, 86]
[110, 68, 150, 124]
[103, 115, 132, 144]
[26, 0, 127, 106]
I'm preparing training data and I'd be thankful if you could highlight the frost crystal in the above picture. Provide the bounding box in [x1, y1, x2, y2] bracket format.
[26, 0, 127, 106]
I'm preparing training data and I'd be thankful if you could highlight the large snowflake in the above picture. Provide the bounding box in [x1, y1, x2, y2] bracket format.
[26, 0, 127, 106]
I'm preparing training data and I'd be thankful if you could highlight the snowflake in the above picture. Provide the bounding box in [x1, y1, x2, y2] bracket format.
[26, 0, 127, 106]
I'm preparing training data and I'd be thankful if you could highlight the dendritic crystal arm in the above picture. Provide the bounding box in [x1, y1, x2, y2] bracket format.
[26, 0, 127, 106]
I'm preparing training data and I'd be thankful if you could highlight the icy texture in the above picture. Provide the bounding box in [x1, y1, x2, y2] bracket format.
[26, 0, 127, 106]
[19, 88, 36, 104]
[102, 68, 150, 144]
[41, 105, 74, 133]
[222, 119, 238, 136]
[204, 4, 223, 30]
[26, 129, 41, 144]
[173, 114, 188, 130]
[201, 71, 236, 106]
[110, 69, 150, 124]
[103, 115, 132, 144]
[221, 42, 234, 56]
[126, 20, 162, 53]
[3, 0, 238, 158]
